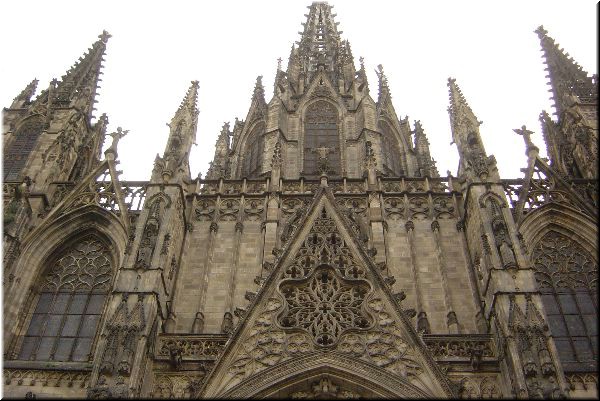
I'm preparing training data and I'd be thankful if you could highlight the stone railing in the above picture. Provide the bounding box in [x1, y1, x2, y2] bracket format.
[422, 334, 496, 362]
[155, 334, 229, 362]
[194, 176, 455, 197]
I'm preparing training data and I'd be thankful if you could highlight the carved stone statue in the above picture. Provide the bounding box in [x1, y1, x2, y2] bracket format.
[136, 219, 159, 269]
[492, 219, 517, 268]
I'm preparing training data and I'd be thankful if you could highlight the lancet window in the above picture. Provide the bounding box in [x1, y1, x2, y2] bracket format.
[3, 118, 44, 181]
[243, 122, 265, 178]
[379, 121, 403, 176]
[303, 100, 340, 177]
[531, 231, 597, 371]
[18, 236, 113, 362]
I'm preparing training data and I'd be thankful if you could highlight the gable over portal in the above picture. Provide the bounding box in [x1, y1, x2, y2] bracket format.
[200, 188, 454, 398]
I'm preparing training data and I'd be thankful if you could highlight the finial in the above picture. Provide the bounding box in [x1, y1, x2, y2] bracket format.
[252, 75, 265, 101]
[99, 30, 112, 44]
[414, 120, 424, 133]
[534, 25, 548, 38]
[221, 122, 230, 135]
[277, 57, 282, 71]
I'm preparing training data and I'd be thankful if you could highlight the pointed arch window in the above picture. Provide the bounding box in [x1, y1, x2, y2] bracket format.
[3, 118, 44, 181]
[18, 236, 113, 362]
[304, 100, 340, 178]
[379, 121, 403, 176]
[243, 122, 265, 178]
[531, 231, 597, 371]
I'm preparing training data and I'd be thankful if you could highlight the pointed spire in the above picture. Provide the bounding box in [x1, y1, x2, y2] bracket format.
[414, 120, 439, 177]
[447, 77, 482, 144]
[157, 81, 200, 183]
[51, 30, 111, 117]
[11, 79, 38, 108]
[172, 80, 200, 123]
[535, 25, 597, 116]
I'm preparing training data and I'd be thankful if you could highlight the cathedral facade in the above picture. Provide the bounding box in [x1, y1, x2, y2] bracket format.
[2, 3, 598, 398]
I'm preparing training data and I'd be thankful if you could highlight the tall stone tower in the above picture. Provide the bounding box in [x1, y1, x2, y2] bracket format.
[2, 4, 597, 399]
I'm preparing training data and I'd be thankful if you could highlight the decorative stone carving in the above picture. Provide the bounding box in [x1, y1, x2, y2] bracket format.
[3, 369, 89, 388]
[151, 374, 206, 399]
[157, 335, 227, 360]
[283, 208, 365, 280]
[433, 196, 455, 219]
[194, 199, 216, 221]
[278, 265, 373, 346]
[383, 197, 405, 220]
[531, 231, 596, 291]
[450, 375, 502, 399]
[219, 199, 240, 221]
[508, 295, 564, 398]
[408, 196, 429, 220]
[424, 335, 495, 359]
[243, 198, 264, 221]
[100, 295, 146, 377]
[290, 376, 361, 399]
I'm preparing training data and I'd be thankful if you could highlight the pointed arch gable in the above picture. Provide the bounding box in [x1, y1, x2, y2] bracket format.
[378, 118, 407, 176]
[199, 189, 455, 399]
[238, 121, 266, 178]
[3, 206, 127, 353]
[221, 352, 435, 399]
[519, 202, 597, 260]
[519, 203, 598, 371]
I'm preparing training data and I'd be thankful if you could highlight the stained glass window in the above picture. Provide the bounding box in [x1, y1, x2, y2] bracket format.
[531, 231, 597, 371]
[243, 122, 265, 178]
[304, 100, 340, 177]
[19, 237, 112, 362]
[3, 118, 44, 181]
[379, 121, 403, 176]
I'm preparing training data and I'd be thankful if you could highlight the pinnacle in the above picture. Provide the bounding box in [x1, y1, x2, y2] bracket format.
[12, 78, 39, 106]
[252, 75, 265, 103]
[376, 64, 391, 100]
[447, 77, 482, 135]
[177, 80, 200, 114]
[447, 77, 475, 117]
[535, 26, 596, 114]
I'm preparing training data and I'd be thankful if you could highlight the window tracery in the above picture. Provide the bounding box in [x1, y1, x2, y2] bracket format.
[18, 236, 112, 362]
[278, 265, 372, 346]
[4, 118, 44, 181]
[531, 231, 597, 371]
[243, 123, 265, 178]
[304, 100, 340, 177]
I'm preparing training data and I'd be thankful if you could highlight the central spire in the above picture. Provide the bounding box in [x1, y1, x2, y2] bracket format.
[293, 2, 350, 84]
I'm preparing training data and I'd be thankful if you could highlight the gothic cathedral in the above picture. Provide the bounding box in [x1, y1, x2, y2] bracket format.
[2, 3, 597, 399]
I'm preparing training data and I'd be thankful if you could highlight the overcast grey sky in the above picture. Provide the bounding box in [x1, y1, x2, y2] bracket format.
[1, 0, 597, 181]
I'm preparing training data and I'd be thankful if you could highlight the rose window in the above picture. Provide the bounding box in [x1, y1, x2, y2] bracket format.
[278, 265, 373, 347]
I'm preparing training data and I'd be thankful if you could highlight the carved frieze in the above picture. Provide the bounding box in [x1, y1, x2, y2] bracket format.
[383, 197, 405, 220]
[156, 336, 228, 361]
[218, 199, 240, 221]
[194, 199, 216, 221]
[3, 369, 90, 388]
[243, 198, 264, 221]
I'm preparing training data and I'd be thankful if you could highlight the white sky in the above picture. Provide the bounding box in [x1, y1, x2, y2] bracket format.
[1, 0, 597, 181]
